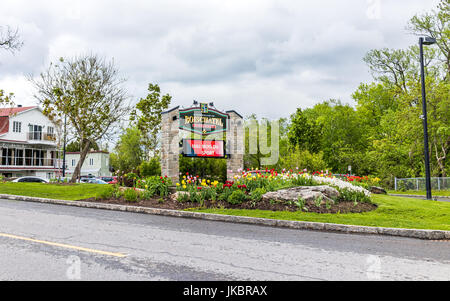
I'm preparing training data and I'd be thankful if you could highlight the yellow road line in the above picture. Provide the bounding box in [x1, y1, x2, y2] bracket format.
[0, 232, 127, 258]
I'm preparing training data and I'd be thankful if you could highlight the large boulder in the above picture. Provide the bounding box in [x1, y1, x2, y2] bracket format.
[170, 191, 190, 201]
[262, 186, 339, 204]
[370, 186, 387, 194]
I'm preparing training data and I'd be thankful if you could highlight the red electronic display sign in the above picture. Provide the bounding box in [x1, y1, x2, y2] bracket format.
[182, 139, 225, 158]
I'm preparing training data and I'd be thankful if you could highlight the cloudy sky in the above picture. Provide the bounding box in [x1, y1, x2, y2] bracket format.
[0, 0, 440, 120]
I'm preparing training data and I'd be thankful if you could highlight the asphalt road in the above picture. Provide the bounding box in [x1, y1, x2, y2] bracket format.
[0, 198, 449, 281]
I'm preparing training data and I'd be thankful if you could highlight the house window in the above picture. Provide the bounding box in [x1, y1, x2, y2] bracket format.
[28, 124, 42, 140]
[47, 126, 54, 134]
[89, 158, 94, 166]
[12, 121, 21, 133]
[72, 159, 76, 167]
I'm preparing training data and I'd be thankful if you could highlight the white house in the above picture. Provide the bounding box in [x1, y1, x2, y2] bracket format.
[65, 150, 112, 178]
[0, 105, 62, 179]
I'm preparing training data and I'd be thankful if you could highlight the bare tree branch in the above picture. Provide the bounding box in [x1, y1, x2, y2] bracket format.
[0, 26, 23, 53]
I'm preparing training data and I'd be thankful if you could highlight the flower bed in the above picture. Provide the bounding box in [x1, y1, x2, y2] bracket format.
[89, 170, 376, 214]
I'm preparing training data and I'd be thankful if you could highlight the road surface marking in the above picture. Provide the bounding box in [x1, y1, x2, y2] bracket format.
[0, 232, 127, 258]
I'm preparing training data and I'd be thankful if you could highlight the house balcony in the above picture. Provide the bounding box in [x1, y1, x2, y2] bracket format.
[27, 131, 57, 145]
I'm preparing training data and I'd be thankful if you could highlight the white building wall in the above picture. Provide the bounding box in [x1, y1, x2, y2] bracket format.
[0, 107, 60, 179]
[2, 108, 57, 144]
[65, 152, 111, 177]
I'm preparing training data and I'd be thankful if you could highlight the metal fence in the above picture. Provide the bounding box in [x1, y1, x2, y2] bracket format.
[394, 177, 450, 191]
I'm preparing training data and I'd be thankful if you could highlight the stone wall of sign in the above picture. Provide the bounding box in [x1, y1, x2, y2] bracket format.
[160, 105, 244, 185]
[226, 111, 244, 181]
[160, 106, 180, 185]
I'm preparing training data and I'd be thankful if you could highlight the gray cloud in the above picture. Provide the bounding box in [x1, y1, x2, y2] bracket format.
[0, 0, 441, 121]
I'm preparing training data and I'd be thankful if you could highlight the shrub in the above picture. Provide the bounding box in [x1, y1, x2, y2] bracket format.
[176, 191, 190, 203]
[140, 189, 154, 200]
[123, 188, 139, 202]
[137, 176, 172, 197]
[96, 185, 115, 200]
[123, 172, 138, 187]
[218, 187, 234, 202]
[139, 157, 161, 177]
[200, 186, 216, 202]
[190, 190, 204, 204]
[227, 190, 247, 205]
[250, 188, 266, 202]
[279, 147, 328, 172]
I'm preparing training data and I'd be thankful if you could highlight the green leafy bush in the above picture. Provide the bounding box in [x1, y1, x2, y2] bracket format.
[139, 158, 161, 177]
[136, 176, 172, 197]
[227, 190, 248, 205]
[140, 189, 154, 200]
[176, 191, 190, 203]
[123, 188, 139, 202]
[218, 187, 234, 202]
[250, 188, 266, 202]
[96, 185, 115, 200]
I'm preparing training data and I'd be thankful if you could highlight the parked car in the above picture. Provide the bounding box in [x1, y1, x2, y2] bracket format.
[80, 174, 96, 179]
[98, 176, 118, 184]
[85, 178, 108, 184]
[12, 176, 49, 183]
[79, 177, 91, 183]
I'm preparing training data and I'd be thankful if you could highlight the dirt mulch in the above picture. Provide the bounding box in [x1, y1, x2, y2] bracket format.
[80, 195, 377, 214]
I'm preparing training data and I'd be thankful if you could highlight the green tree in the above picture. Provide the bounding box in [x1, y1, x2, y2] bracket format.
[139, 157, 161, 177]
[279, 146, 328, 172]
[129, 83, 171, 159]
[244, 114, 282, 170]
[407, 0, 450, 79]
[66, 140, 100, 152]
[112, 126, 144, 174]
[0, 25, 23, 107]
[287, 108, 322, 153]
[30, 54, 130, 182]
[301, 100, 369, 174]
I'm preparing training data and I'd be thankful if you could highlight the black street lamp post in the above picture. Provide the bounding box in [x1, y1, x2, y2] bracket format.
[419, 36, 436, 200]
[62, 114, 67, 178]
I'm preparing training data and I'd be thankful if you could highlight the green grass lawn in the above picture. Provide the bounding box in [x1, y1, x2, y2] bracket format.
[387, 190, 450, 197]
[0, 182, 109, 201]
[187, 194, 450, 231]
[1, 183, 449, 231]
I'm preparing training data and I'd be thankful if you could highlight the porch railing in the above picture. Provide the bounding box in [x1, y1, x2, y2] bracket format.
[27, 131, 56, 141]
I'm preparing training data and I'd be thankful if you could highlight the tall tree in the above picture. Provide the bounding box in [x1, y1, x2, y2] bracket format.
[302, 100, 369, 174]
[288, 108, 322, 154]
[0, 25, 23, 107]
[112, 126, 143, 174]
[0, 25, 23, 53]
[30, 54, 130, 182]
[363, 48, 414, 93]
[407, 0, 450, 79]
[66, 140, 100, 152]
[129, 83, 171, 159]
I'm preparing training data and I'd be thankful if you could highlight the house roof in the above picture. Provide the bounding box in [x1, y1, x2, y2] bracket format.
[0, 106, 38, 117]
[66, 150, 110, 155]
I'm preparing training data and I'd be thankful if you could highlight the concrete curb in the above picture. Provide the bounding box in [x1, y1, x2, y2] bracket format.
[1, 193, 449, 240]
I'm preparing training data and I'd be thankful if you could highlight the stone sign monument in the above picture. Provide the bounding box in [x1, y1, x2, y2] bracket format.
[161, 102, 244, 184]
